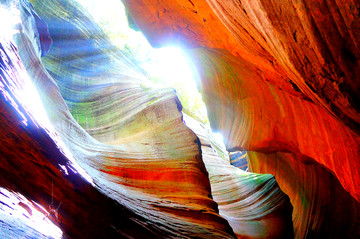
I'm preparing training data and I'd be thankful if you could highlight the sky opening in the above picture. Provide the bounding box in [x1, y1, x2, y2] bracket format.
[75, 0, 210, 125]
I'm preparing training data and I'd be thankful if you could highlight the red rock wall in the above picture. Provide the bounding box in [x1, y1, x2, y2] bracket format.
[188, 47, 360, 238]
[247, 151, 360, 238]
[1, 0, 359, 238]
[189, 48, 360, 200]
[123, 1, 360, 237]
[204, 0, 360, 131]
[124, 0, 360, 132]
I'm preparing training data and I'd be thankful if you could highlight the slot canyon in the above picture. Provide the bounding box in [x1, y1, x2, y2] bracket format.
[0, 0, 359, 238]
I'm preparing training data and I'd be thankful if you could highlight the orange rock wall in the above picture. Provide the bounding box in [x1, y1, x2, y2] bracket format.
[1, 0, 359, 238]
[248, 151, 360, 238]
[122, 1, 360, 237]
[124, 0, 360, 132]
[205, 0, 360, 131]
[188, 48, 360, 238]
[189, 48, 360, 200]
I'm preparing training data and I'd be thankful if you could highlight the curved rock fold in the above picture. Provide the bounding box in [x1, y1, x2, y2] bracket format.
[1, 0, 360, 238]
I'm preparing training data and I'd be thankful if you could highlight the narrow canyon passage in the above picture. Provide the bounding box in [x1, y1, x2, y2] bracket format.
[0, 0, 360, 238]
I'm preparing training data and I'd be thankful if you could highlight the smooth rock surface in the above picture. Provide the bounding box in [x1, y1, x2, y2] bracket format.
[1, 0, 236, 238]
[1, 0, 360, 238]
[123, 0, 360, 133]
[188, 47, 360, 238]
[184, 114, 294, 239]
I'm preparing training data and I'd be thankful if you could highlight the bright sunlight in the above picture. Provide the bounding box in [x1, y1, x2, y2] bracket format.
[75, 0, 210, 125]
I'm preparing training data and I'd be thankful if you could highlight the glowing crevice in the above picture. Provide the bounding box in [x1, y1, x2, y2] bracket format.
[74, 0, 210, 126]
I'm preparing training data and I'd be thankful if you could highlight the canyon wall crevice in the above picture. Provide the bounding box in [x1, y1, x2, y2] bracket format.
[122, 1, 360, 238]
[1, 0, 359, 238]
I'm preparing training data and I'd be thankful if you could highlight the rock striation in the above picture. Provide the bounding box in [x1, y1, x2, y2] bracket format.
[188, 47, 360, 238]
[184, 114, 294, 239]
[122, 0, 360, 238]
[124, 0, 360, 132]
[0, 0, 236, 238]
[1, 0, 360, 238]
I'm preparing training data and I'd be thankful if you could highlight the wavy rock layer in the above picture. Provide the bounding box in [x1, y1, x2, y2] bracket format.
[184, 115, 294, 239]
[188, 47, 360, 238]
[189, 47, 360, 198]
[123, 0, 360, 201]
[204, 0, 360, 131]
[123, 0, 360, 133]
[2, 0, 360, 238]
[247, 151, 360, 239]
[0, 33, 152, 238]
[1, 0, 235, 238]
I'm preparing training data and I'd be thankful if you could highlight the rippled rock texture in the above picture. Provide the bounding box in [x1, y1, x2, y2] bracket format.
[184, 115, 294, 239]
[187, 46, 360, 238]
[124, 0, 360, 132]
[1, 0, 360, 238]
[1, 0, 235, 238]
[123, 0, 360, 238]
